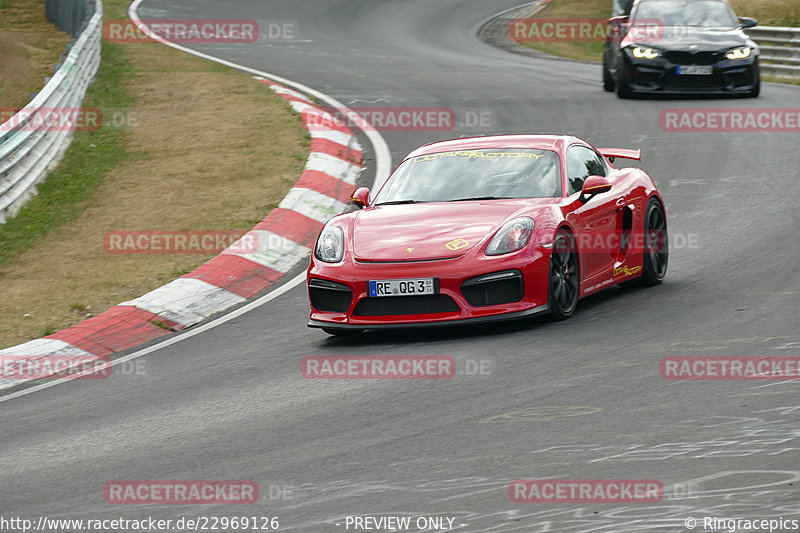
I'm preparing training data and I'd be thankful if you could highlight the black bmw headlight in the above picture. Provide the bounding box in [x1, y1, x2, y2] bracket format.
[630, 46, 662, 59]
[726, 46, 752, 60]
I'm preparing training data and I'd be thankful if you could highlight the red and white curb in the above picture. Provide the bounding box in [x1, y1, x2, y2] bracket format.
[0, 80, 363, 391]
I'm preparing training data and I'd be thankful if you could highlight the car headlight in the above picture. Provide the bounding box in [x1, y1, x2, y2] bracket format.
[631, 46, 661, 59]
[315, 226, 344, 263]
[485, 217, 534, 256]
[726, 47, 752, 60]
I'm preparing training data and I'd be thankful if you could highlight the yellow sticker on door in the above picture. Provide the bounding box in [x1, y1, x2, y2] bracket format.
[614, 265, 642, 277]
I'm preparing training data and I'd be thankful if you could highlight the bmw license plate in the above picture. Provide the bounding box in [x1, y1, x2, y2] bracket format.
[676, 65, 713, 75]
[369, 278, 434, 297]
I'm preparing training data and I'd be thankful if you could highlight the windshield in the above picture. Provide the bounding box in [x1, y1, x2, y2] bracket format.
[632, 0, 738, 27]
[373, 149, 561, 204]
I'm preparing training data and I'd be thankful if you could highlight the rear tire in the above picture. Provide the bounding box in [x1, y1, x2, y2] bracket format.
[548, 231, 579, 320]
[638, 199, 668, 286]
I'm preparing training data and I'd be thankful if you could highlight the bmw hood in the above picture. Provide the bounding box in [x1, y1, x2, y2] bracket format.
[625, 26, 755, 52]
[351, 200, 542, 261]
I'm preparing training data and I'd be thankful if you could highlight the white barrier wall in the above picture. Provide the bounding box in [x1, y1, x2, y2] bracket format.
[0, 0, 103, 224]
[747, 26, 800, 80]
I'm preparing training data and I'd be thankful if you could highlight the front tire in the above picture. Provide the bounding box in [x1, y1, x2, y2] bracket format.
[638, 199, 668, 285]
[548, 231, 579, 320]
[747, 63, 761, 98]
[616, 61, 633, 99]
[603, 48, 615, 92]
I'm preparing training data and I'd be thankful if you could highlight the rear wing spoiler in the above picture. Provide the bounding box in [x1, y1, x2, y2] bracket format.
[598, 148, 641, 162]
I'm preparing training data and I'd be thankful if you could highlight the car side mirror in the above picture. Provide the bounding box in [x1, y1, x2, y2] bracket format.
[579, 176, 612, 202]
[350, 187, 370, 208]
[606, 15, 630, 42]
[739, 17, 757, 29]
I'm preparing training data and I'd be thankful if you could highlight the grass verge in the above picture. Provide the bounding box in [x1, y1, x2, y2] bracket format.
[728, 0, 800, 28]
[0, 43, 134, 270]
[514, 0, 610, 62]
[516, 0, 800, 63]
[0, 0, 309, 347]
[0, 0, 70, 110]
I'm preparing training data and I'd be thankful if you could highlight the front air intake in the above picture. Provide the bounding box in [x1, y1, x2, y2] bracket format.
[309, 279, 353, 313]
[461, 270, 524, 307]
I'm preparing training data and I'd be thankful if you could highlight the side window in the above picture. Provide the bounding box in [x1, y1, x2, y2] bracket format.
[613, 0, 635, 16]
[567, 146, 606, 195]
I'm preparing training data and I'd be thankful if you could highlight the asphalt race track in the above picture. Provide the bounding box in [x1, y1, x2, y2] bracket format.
[2, 1, 799, 531]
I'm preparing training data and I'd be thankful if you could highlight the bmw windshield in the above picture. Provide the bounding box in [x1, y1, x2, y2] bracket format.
[632, 0, 739, 28]
[373, 149, 561, 205]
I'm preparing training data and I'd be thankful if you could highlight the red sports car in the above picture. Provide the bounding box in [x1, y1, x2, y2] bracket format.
[307, 134, 667, 334]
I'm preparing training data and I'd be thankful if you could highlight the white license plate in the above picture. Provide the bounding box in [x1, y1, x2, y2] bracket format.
[369, 278, 434, 297]
[677, 65, 713, 75]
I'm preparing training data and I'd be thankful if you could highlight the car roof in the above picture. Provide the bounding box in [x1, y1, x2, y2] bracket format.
[404, 135, 583, 160]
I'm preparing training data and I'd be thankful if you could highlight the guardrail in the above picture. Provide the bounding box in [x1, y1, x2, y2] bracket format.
[0, 0, 102, 224]
[747, 26, 800, 80]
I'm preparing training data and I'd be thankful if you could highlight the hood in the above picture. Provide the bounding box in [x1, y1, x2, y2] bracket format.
[351, 200, 547, 261]
[625, 26, 752, 52]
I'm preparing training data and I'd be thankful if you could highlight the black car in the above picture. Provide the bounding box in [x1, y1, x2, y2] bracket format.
[603, 0, 760, 98]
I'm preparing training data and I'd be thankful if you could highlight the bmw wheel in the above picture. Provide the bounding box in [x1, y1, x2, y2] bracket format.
[616, 62, 633, 99]
[603, 47, 615, 92]
[747, 61, 760, 98]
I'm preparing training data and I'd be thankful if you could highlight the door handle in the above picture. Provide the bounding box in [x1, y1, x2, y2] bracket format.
[616, 198, 626, 208]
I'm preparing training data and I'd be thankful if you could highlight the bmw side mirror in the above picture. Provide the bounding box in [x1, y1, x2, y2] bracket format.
[350, 187, 370, 208]
[739, 17, 757, 29]
[579, 176, 612, 203]
[606, 15, 630, 43]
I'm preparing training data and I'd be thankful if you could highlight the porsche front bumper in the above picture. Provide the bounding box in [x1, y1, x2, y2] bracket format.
[307, 244, 552, 330]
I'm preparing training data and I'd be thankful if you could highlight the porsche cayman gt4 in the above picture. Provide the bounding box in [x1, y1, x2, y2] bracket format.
[307, 135, 667, 334]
